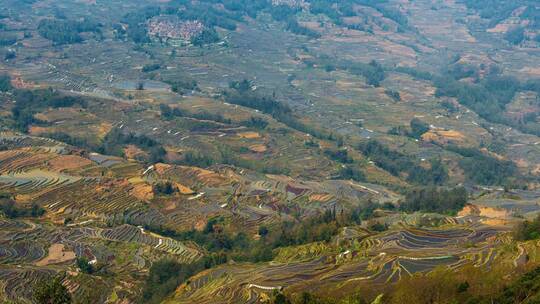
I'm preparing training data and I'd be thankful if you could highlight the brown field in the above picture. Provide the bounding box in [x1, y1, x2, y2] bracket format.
[48, 155, 93, 172]
[130, 182, 154, 200]
[422, 130, 466, 145]
[35, 244, 76, 267]
[248, 144, 268, 153]
[237, 132, 261, 139]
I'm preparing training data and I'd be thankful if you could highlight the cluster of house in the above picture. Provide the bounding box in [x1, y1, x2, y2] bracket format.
[271, 0, 307, 8]
[147, 18, 204, 43]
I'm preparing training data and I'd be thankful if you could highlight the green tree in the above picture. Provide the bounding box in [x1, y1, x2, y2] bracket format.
[0, 74, 12, 92]
[505, 26, 526, 45]
[409, 118, 430, 138]
[515, 214, 540, 241]
[272, 291, 291, 304]
[76, 257, 94, 274]
[33, 276, 71, 304]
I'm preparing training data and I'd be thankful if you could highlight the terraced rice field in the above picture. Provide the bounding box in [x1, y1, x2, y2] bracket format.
[0, 125, 529, 303]
[166, 220, 512, 304]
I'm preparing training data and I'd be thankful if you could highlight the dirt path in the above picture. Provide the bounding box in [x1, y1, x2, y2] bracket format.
[514, 243, 527, 267]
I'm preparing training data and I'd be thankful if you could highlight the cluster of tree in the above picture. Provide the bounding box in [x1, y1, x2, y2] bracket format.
[399, 186, 468, 214]
[286, 18, 321, 39]
[384, 89, 401, 102]
[493, 266, 540, 304]
[142, 259, 198, 304]
[409, 118, 430, 138]
[159, 103, 185, 120]
[505, 26, 526, 45]
[76, 257, 94, 274]
[522, 5, 540, 30]
[142, 63, 161, 73]
[4, 49, 16, 60]
[118, 0, 342, 45]
[447, 145, 517, 185]
[346, 60, 386, 87]
[268, 4, 300, 21]
[176, 2, 239, 31]
[225, 79, 334, 141]
[435, 72, 519, 120]
[41, 132, 93, 150]
[0, 74, 12, 92]
[143, 202, 381, 266]
[459, 0, 520, 26]
[265, 4, 318, 38]
[376, 6, 409, 30]
[460, 0, 539, 33]
[133, 199, 393, 303]
[397, 62, 539, 136]
[309, 57, 386, 87]
[307, 0, 409, 32]
[224, 80, 293, 122]
[338, 165, 366, 182]
[389, 118, 430, 139]
[37, 18, 102, 45]
[324, 148, 353, 164]
[10, 89, 87, 132]
[310, 0, 346, 24]
[323, 145, 368, 182]
[175, 145, 289, 174]
[218, 144, 291, 174]
[159, 104, 231, 124]
[0, 32, 17, 46]
[434, 68, 540, 135]
[446, 61, 478, 79]
[221, 0, 270, 19]
[269, 291, 369, 304]
[141, 253, 229, 304]
[394, 66, 434, 81]
[358, 1, 411, 30]
[0, 194, 45, 218]
[191, 28, 220, 46]
[100, 128, 166, 163]
[523, 78, 540, 94]
[168, 0, 408, 39]
[180, 151, 215, 168]
[153, 181, 177, 196]
[168, 78, 199, 94]
[358, 140, 448, 185]
[240, 116, 268, 129]
[120, 6, 161, 43]
[514, 214, 540, 241]
[33, 275, 71, 304]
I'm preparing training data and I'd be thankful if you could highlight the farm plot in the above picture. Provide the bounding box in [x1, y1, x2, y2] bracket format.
[0, 267, 54, 302]
[90, 225, 201, 263]
[36, 180, 143, 218]
[0, 133, 66, 151]
[0, 241, 46, 264]
[0, 150, 54, 174]
[168, 221, 508, 304]
[0, 170, 81, 196]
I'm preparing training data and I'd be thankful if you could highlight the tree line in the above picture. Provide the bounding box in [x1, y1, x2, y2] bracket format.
[399, 186, 468, 215]
[38, 18, 102, 45]
[357, 140, 449, 186]
[0, 193, 45, 218]
[447, 145, 518, 186]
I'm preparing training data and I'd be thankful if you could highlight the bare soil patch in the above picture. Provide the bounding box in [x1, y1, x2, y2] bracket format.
[35, 244, 76, 266]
